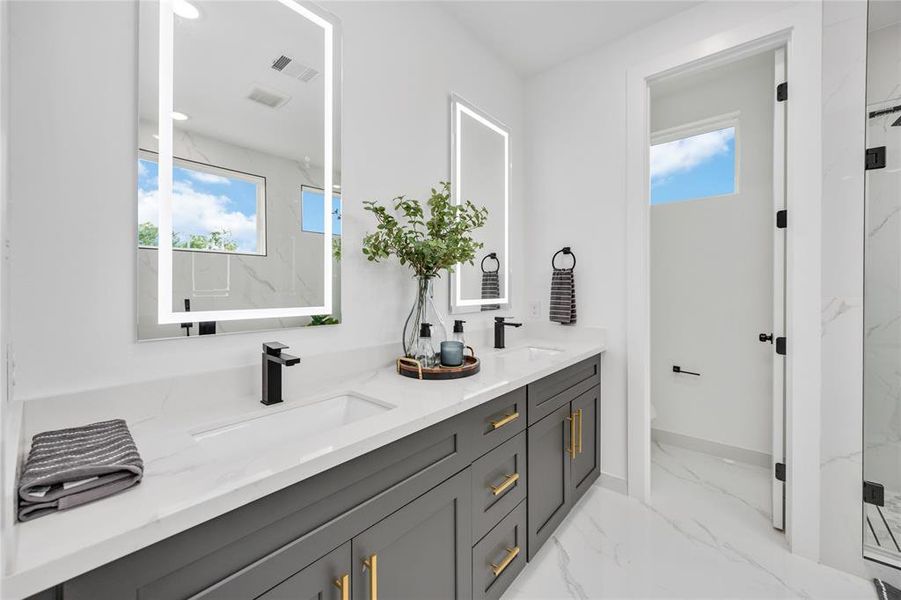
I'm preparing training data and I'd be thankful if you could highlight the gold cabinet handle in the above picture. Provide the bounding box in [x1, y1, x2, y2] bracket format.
[576, 408, 583, 455]
[490, 546, 520, 577]
[334, 573, 349, 600]
[490, 472, 520, 496]
[363, 554, 378, 600]
[566, 414, 576, 459]
[490, 411, 519, 430]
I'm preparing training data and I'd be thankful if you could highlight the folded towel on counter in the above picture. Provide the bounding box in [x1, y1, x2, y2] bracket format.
[549, 268, 577, 325]
[481, 270, 501, 311]
[18, 419, 143, 522]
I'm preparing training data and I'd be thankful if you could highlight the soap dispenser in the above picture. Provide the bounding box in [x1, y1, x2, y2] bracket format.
[452, 320, 466, 344]
[415, 322, 438, 367]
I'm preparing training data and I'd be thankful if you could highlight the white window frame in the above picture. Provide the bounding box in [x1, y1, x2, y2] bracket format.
[650, 111, 741, 204]
[138, 149, 267, 256]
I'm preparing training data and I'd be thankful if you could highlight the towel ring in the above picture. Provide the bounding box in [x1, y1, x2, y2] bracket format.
[481, 252, 500, 273]
[552, 247, 576, 270]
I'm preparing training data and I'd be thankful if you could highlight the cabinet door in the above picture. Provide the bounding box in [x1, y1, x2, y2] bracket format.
[571, 386, 601, 503]
[351, 469, 472, 600]
[527, 403, 573, 560]
[256, 542, 351, 600]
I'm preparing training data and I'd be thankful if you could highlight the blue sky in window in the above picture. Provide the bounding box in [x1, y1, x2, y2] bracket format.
[650, 127, 736, 205]
[302, 188, 342, 235]
[137, 158, 260, 252]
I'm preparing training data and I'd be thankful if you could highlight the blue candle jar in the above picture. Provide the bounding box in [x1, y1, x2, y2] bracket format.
[440, 341, 465, 367]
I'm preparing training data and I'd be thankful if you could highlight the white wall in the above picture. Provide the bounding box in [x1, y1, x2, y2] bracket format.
[819, 0, 869, 579]
[650, 53, 774, 457]
[6, 0, 524, 401]
[523, 0, 798, 482]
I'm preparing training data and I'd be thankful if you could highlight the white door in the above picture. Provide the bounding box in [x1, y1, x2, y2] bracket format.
[770, 47, 787, 531]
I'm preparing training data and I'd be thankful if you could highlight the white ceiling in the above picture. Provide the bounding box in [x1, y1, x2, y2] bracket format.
[440, 1, 703, 77]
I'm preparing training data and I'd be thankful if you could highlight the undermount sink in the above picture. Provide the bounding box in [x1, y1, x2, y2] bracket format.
[497, 346, 564, 361]
[192, 393, 394, 457]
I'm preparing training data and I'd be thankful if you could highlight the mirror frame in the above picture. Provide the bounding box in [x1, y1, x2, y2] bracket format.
[154, 0, 340, 325]
[448, 93, 511, 314]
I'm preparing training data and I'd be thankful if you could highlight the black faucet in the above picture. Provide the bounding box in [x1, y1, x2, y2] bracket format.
[494, 316, 523, 349]
[261, 342, 300, 406]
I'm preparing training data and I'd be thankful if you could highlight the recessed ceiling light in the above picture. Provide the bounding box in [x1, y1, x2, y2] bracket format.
[152, 134, 160, 140]
[173, 0, 200, 20]
[171, 111, 189, 121]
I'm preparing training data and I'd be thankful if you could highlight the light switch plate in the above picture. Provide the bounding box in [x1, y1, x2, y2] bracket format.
[528, 300, 541, 319]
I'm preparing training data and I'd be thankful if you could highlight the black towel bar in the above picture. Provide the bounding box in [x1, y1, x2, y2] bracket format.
[673, 365, 700, 376]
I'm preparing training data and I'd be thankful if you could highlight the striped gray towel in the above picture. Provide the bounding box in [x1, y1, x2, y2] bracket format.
[875, 579, 901, 600]
[550, 268, 577, 325]
[18, 419, 143, 522]
[481, 270, 501, 311]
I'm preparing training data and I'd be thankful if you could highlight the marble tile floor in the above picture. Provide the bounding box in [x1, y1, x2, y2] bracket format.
[505, 442, 874, 599]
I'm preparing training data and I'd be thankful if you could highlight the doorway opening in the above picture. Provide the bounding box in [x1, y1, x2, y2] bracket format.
[647, 48, 786, 534]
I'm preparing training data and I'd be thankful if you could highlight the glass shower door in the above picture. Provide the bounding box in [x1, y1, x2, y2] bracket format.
[864, 0, 901, 563]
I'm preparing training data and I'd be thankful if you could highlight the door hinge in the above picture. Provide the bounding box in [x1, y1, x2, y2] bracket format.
[776, 82, 788, 102]
[775, 462, 786, 482]
[776, 210, 787, 229]
[864, 481, 885, 506]
[775, 337, 786, 355]
[866, 146, 886, 170]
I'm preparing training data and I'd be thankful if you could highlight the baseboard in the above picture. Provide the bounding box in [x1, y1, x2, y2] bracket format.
[599, 471, 628, 495]
[652, 428, 772, 468]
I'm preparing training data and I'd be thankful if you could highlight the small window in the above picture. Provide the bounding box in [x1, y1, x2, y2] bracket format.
[137, 151, 266, 255]
[301, 186, 342, 235]
[650, 125, 737, 205]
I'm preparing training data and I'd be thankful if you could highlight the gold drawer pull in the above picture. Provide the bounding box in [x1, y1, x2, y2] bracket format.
[566, 414, 576, 459]
[491, 546, 520, 577]
[490, 472, 520, 496]
[576, 408, 583, 455]
[490, 411, 519, 430]
[363, 554, 378, 600]
[334, 573, 349, 600]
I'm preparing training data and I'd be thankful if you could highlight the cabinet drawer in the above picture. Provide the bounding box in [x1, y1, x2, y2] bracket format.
[471, 431, 527, 542]
[527, 355, 600, 424]
[468, 387, 527, 458]
[472, 500, 527, 600]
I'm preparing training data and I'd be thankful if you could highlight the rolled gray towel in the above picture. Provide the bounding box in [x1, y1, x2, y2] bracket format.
[550, 268, 577, 325]
[18, 419, 143, 522]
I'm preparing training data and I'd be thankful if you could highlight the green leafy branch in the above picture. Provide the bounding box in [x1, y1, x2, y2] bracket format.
[361, 182, 488, 278]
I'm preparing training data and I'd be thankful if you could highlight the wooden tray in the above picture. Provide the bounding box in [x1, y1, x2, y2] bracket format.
[396, 355, 481, 380]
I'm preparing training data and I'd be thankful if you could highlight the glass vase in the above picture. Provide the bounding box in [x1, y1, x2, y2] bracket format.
[403, 276, 448, 359]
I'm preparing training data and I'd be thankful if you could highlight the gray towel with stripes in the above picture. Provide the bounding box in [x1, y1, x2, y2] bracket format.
[550, 268, 577, 325]
[18, 419, 143, 522]
[481, 271, 501, 311]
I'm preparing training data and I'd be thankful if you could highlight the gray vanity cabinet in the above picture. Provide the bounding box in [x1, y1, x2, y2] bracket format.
[571, 385, 601, 503]
[526, 402, 573, 560]
[351, 469, 472, 600]
[255, 542, 351, 600]
[28, 354, 603, 600]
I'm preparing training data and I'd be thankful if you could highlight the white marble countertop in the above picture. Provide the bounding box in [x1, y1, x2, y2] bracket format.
[1, 325, 605, 599]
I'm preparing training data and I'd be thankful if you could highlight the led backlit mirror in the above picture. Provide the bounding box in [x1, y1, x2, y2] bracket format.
[449, 94, 510, 314]
[137, 0, 341, 340]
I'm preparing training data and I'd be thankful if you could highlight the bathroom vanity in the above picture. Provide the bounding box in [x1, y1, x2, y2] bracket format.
[16, 343, 602, 600]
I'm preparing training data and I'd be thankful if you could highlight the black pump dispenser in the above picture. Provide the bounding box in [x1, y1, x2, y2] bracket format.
[453, 320, 466, 334]
[419, 322, 432, 338]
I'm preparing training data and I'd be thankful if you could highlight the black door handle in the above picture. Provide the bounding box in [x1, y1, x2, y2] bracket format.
[759, 333, 773, 343]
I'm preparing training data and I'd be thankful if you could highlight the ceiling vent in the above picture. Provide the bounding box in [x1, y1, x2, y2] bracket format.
[270, 54, 320, 82]
[246, 85, 290, 109]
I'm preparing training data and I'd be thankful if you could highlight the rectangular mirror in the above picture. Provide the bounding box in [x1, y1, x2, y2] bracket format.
[137, 0, 341, 340]
[449, 94, 510, 314]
